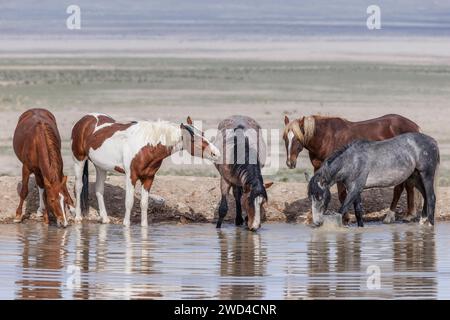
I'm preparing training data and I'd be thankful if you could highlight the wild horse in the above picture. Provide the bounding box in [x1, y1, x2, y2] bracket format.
[71, 114, 220, 226]
[283, 114, 420, 223]
[307, 133, 439, 227]
[13, 108, 74, 227]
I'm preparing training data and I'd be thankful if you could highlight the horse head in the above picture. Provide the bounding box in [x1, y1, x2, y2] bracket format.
[307, 171, 331, 226]
[283, 116, 304, 169]
[180, 116, 220, 162]
[242, 181, 273, 231]
[43, 175, 72, 227]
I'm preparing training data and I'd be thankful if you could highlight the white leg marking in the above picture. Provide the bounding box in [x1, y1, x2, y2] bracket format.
[73, 158, 86, 223]
[95, 166, 110, 224]
[141, 186, 149, 227]
[383, 210, 396, 224]
[123, 175, 135, 227]
[37, 187, 45, 217]
[251, 196, 263, 230]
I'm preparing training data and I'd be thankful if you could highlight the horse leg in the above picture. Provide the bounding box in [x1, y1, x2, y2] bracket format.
[73, 158, 87, 222]
[95, 166, 110, 224]
[34, 174, 45, 218]
[419, 171, 436, 226]
[337, 182, 350, 225]
[353, 195, 364, 227]
[403, 180, 417, 222]
[414, 178, 428, 224]
[123, 174, 136, 227]
[140, 177, 155, 227]
[338, 186, 363, 226]
[15, 166, 31, 223]
[216, 178, 231, 229]
[233, 186, 244, 226]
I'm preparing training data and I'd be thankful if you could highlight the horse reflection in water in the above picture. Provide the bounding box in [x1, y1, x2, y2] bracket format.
[70, 225, 159, 300]
[303, 228, 436, 299]
[16, 224, 69, 299]
[217, 229, 267, 299]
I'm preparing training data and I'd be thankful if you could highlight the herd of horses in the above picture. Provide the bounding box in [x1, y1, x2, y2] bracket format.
[12, 108, 440, 230]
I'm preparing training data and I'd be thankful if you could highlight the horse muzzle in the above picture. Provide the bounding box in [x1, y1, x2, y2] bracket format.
[286, 159, 297, 169]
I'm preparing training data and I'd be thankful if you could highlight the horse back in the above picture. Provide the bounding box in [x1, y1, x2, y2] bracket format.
[13, 108, 61, 167]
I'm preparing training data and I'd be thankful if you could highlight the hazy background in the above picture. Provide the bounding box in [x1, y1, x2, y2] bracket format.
[0, 1, 450, 183]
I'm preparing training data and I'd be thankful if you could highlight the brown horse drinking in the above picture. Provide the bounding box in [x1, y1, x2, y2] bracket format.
[13, 108, 74, 227]
[214, 115, 273, 231]
[283, 114, 420, 224]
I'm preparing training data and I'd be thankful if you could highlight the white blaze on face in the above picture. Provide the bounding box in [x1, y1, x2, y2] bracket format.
[252, 196, 264, 230]
[59, 193, 68, 227]
[287, 131, 294, 157]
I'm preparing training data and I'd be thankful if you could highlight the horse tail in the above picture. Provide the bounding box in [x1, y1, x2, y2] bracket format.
[81, 160, 89, 213]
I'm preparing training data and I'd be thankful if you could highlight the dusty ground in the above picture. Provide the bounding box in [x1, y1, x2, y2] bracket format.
[0, 175, 449, 226]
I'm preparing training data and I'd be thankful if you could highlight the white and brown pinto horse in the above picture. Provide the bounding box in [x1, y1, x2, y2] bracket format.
[13, 108, 74, 227]
[71, 114, 220, 226]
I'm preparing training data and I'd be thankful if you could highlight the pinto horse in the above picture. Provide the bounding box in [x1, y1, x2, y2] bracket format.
[214, 115, 273, 231]
[13, 108, 74, 227]
[283, 114, 420, 224]
[71, 114, 220, 226]
[307, 133, 440, 227]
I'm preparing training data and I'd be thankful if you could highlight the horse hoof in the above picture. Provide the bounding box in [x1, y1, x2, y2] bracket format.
[149, 194, 165, 206]
[383, 211, 396, 224]
[402, 215, 417, 223]
[74, 216, 83, 224]
[123, 220, 131, 227]
[36, 210, 44, 218]
[13, 218, 22, 223]
[101, 217, 110, 224]
[419, 217, 428, 225]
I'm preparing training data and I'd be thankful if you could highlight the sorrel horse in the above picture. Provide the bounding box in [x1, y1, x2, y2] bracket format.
[283, 114, 420, 224]
[307, 133, 440, 227]
[13, 108, 74, 227]
[71, 113, 220, 226]
[214, 115, 273, 231]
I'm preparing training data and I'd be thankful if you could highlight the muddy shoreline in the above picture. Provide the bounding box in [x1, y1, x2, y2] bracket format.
[1, 175, 449, 226]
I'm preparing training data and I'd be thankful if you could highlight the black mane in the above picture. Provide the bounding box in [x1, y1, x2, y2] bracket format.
[231, 135, 267, 206]
[325, 140, 362, 166]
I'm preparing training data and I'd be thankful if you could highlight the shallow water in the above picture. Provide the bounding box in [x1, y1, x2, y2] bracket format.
[0, 222, 449, 300]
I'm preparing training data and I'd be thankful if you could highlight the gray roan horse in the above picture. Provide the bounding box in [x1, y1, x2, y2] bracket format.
[214, 115, 272, 231]
[307, 133, 440, 227]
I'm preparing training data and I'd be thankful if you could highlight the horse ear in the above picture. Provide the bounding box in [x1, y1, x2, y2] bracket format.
[264, 181, 274, 189]
[187, 116, 193, 125]
[304, 172, 311, 183]
[284, 115, 290, 125]
[180, 123, 185, 129]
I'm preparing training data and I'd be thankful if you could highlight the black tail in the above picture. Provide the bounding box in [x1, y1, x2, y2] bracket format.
[81, 161, 89, 213]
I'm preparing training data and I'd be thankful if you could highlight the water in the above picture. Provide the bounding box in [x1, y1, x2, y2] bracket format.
[0, 222, 449, 300]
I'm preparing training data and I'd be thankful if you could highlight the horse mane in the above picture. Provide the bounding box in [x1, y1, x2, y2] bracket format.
[284, 116, 316, 145]
[38, 122, 63, 173]
[133, 120, 181, 147]
[231, 136, 267, 204]
[324, 140, 360, 167]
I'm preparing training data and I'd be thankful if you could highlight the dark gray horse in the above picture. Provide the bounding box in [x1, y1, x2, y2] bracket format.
[307, 132, 440, 227]
[214, 115, 272, 231]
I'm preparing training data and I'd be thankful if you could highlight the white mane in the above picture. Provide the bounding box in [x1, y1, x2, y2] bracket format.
[130, 120, 181, 147]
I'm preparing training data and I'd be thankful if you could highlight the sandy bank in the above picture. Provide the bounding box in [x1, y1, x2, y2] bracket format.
[0, 175, 449, 226]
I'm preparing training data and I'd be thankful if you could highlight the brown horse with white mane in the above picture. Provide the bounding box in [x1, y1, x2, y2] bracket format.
[71, 114, 220, 226]
[13, 108, 74, 227]
[283, 114, 420, 224]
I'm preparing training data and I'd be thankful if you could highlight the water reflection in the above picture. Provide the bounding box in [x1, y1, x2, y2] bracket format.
[0, 223, 445, 299]
[217, 228, 267, 299]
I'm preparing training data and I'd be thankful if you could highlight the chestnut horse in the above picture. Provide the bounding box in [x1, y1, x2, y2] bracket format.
[283, 114, 420, 224]
[214, 115, 272, 231]
[71, 114, 220, 226]
[13, 108, 74, 227]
